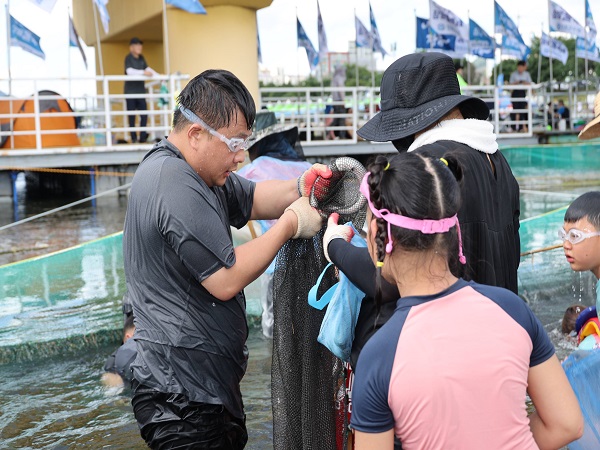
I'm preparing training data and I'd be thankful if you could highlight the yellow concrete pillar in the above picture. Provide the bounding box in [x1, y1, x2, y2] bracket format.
[166, 4, 262, 105]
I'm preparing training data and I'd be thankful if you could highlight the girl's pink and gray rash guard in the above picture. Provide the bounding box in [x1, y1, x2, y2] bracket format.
[350, 278, 554, 450]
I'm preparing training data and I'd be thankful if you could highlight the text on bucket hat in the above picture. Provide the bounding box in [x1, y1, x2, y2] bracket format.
[357, 52, 489, 142]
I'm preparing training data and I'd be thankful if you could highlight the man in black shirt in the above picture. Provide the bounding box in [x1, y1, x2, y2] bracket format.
[124, 69, 329, 449]
[124, 37, 158, 143]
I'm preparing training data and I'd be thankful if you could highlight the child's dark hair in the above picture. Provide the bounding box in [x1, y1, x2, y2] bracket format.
[366, 152, 463, 312]
[564, 191, 600, 229]
[123, 314, 135, 340]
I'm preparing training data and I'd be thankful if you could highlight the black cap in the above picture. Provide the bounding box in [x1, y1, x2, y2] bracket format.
[357, 52, 489, 142]
[129, 37, 143, 45]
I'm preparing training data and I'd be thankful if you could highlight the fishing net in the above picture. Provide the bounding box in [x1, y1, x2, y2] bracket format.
[272, 157, 366, 450]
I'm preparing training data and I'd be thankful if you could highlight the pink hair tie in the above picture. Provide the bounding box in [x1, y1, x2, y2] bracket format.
[360, 172, 466, 265]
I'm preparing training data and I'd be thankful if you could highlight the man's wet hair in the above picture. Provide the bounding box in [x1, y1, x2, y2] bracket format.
[173, 69, 256, 132]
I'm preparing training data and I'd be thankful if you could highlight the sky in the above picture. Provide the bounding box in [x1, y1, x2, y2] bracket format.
[257, 0, 598, 75]
[0, 0, 596, 97]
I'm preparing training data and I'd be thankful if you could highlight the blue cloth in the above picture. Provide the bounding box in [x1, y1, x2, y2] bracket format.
[308, 226, 367, 361]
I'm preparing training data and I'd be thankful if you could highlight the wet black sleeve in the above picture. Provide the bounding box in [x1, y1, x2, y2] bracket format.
[104, 349, 118, 373]
[327, 239, 399, 303]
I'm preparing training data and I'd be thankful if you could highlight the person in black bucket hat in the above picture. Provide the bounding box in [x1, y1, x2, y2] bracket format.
[323, 53, 522, 420]
[357, 52, 489, 148]
[332, 51, 520, 294]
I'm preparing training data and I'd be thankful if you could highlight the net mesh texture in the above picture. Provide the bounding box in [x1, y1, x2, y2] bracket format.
[272, 157, 366, 450]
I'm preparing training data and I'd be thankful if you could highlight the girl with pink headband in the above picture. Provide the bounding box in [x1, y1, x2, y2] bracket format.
[331, 152, 582, 450]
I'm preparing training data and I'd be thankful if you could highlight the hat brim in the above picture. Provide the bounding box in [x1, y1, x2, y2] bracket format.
[357, 95, 489, 142]
[247, 124, 300, 160]
[578, 116, 600, 140]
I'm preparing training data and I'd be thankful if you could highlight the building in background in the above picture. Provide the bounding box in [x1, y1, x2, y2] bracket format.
[72, 0, 272, 104]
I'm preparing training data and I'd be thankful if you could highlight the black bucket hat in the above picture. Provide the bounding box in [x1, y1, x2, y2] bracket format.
[357, 52, 489, 142]
[247, 111, 303, 161]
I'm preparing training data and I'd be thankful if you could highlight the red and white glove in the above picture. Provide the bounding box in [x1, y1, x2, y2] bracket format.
[297, 163, 332, 198]
[323, 213, 354, 262]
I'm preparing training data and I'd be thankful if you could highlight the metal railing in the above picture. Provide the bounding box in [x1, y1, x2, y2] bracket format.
[258, 83, 585, 143]
[0, 74, 189, 152]
[0, 76, 594, 155]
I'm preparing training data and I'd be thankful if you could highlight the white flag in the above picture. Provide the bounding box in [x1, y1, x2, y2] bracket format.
[317, 1, 328, 63]
[541, 32, 569, 64]
[429, 0, 469, 42]
[25, 0, 58, 13]
[355, 15, 371, 48]
[549, 0, 585, 38]
[69, 16, 88, 69]
[94, 0, 110, 34]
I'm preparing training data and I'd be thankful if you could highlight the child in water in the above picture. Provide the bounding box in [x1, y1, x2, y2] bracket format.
[560, 191, 600, 349]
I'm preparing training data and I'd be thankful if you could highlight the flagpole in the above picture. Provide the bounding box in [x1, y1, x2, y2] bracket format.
[92, 0, 104, 77]
[369, 4, 375, 89]
[6, 0, 14, 149]
[354, 9, 359, 88]
[6, 0, 12, 97]
[68, 10, 72, 104]
[537, 24, 542, 84]
[547, 0, 553, 96]
[296, 9, 300, 85]
[5, 2, 11, 96]
[467, 10, 471, 85]
[162, 0, 171, 75]
[584, 3, 589, 111]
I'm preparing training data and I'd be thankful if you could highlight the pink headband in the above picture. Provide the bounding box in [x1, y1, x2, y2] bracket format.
[360, 172, 466, 264]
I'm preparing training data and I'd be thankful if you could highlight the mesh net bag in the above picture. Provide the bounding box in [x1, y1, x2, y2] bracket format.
[272, 157, 366, 450]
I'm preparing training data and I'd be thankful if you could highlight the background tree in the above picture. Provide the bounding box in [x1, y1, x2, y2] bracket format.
[345, 64, 383, 87]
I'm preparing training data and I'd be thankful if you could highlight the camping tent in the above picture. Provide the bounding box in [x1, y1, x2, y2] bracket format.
[0, 90, 80, 149]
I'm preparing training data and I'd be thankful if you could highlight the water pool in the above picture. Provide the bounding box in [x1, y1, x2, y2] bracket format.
[0, 327, 274, 449]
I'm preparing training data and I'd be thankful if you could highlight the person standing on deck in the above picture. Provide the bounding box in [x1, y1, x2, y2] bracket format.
[509, 60, 532, 133]
[124, 37, 158, 144]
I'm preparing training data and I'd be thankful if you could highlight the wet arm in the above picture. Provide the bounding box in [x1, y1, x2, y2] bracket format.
[354, 429, 394, 450]
[201, 210, 297, 301]
[251, 179, 298, 220]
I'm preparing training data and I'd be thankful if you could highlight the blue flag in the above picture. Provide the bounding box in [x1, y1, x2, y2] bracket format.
[494, 1, 520, 38]
[586, 0, 597, 39]
[469, 19, 494, 59]
[297, 18, 319, 71]
[355, 15, 371, 48]
[166, 0, 206, 14]
[416, 17, 455, 51]
[370, 2, 387, 57]
[9, 14, 45, 60]
[495, 1, 529, 60]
